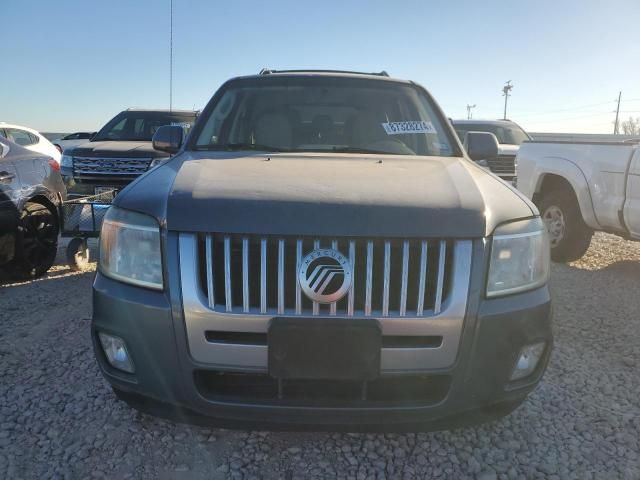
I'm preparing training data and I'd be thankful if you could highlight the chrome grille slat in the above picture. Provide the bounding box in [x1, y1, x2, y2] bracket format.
[365, 241, 374, 316]
[260, 239, 267, 314]
[347, 241, 355, 316]
[242, 238, 249, 313]
[205, 234, 215, 308]
[488, 155, 516, 175]
[277, 239, 285, 315]
[399, 240, 409, 317]
[330, 240, 338, 316]
[416, 241, 428, 316]
[434, 240, 446, 314]
[198, 234, 454, 318]
[312, 239, 320, 316]
[295, 240, 302, 315]
[382, 241, 391, 317]
[224, 236, 232, 312]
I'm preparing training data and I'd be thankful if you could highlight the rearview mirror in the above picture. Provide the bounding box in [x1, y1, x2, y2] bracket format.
[465, 131, 499, 161]
[152, 125, 184, 154]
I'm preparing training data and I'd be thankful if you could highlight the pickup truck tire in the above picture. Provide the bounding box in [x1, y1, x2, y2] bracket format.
[538, 190, 593, 262]
[10, 201, 59, 279]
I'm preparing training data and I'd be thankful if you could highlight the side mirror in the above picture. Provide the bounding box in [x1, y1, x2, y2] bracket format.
[465, 131, 499, 161]
[152, 125, 184, 154]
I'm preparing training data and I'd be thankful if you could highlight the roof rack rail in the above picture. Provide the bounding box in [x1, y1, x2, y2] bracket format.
[259, 68, 389, 77]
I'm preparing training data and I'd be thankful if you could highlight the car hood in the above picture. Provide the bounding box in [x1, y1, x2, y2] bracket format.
[116, 152, 536, 238]
[69, 141, 166, 158]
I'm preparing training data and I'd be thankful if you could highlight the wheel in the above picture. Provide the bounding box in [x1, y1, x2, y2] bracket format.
[537, 189, 593, 262]
[66, 237, 90, 270]
[10, 201, 59, 280]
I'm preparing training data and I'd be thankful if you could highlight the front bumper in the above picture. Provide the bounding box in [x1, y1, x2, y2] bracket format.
[92, 236, 552, 430]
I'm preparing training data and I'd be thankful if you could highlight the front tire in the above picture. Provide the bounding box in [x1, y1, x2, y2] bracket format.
[538, 189, 592, 262]
[10, 201, 59, 279]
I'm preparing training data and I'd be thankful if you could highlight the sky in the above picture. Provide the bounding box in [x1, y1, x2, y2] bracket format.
[2, 0, 640, 134]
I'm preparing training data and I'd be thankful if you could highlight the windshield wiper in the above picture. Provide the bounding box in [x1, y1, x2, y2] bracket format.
[196, 143, 290, 152]
[330, 146, 390, 155]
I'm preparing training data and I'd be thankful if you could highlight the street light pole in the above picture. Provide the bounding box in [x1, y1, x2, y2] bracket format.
[502, 81, 513, 120]
[466, 104, 476, 120]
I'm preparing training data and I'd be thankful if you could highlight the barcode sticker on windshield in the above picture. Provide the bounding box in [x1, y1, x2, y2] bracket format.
[382, 121, 436, 135]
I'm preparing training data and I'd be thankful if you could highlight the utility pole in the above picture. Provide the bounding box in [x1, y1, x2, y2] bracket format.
[169, 0, 173, 112]
[466, 104, 476, 120]
[502, 81, 513, 120]
[613, 91, 622, 134]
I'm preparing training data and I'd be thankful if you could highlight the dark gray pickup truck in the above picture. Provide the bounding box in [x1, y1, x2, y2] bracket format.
[92, 70, 552, 430]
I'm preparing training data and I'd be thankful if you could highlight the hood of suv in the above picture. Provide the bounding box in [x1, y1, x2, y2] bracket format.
[70, 141, 167, 158]
[116, 152, 535, 238]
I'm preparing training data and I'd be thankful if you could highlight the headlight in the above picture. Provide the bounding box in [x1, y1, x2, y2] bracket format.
[61, 154, 73, 168]
[99, 207, 163, 289]
[487, 218, 549, 297]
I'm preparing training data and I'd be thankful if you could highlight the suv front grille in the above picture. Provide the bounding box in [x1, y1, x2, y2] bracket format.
[487, 155, 516, 177]
[72, 156, 152, 177]
[196, 234, 453, 318]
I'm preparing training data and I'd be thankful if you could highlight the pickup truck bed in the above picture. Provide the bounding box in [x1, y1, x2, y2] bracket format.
[516, 140, 640, 261]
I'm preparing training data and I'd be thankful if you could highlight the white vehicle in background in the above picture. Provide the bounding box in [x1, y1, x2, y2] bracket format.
[452, 119, 531, 184]
[516, 140, 640, 261]
[0, 122, 62, 164]
[52, 132, 96, 153]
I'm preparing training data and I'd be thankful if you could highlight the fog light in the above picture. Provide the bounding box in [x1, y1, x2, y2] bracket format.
[510, 342, 545, 381]
[98, 332, 135, 373]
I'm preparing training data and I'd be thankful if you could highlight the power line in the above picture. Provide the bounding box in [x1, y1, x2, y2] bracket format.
[509, 100, 617, 118]
[520, 111, 616, 124]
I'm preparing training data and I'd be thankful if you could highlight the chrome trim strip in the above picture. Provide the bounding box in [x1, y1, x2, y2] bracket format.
[224, 236, 232, 312]
[382, 241, 391, 316]
[260, 238, 267, 314]
[205, 234, 215, 309]
[347, 240, 355, 317]
[399, 240, 409, 317]
[365, 241, 373, 316]
[277, 239, 285, 315]
[242, 237, 249, 313]
[434, 240, 446, 315]
[416, 241, 428, 316]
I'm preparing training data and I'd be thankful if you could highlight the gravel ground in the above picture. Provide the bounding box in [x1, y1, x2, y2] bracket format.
[1, 233, 639, 479]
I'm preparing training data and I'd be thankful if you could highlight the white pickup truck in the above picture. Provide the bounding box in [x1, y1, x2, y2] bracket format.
[517, 140, 640, 261]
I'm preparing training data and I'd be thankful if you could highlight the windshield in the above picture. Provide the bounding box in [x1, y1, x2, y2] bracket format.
[93, 112, 196, 142]
[193, 77, 457, 156]
[454, 123, 530, 145]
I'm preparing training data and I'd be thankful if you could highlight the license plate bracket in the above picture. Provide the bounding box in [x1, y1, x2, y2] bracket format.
[268, 318, 381, 381]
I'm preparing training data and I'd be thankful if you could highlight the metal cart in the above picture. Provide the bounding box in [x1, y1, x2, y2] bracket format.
[60, 190, 116, 270]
